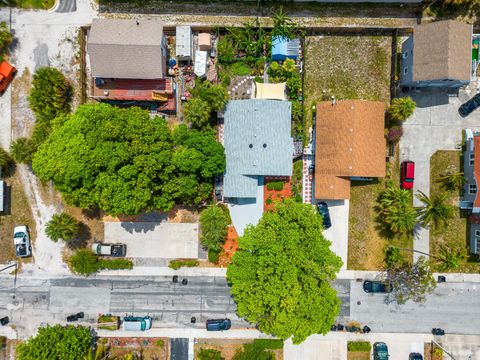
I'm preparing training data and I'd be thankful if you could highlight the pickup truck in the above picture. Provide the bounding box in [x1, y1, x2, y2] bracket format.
[91, 242, 126, 257]
[0, 61, 16, 95]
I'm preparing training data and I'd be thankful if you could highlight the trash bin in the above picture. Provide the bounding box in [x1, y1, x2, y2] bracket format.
[0, 316, 9, 326]
[437, 275, 446, 283]
[172, 275, 178, 283]
[182, 278, 188, 285]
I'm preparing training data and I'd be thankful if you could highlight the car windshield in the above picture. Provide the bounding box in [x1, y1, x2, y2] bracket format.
[14, 232, 25, 238]
[405, 178, 413, 182]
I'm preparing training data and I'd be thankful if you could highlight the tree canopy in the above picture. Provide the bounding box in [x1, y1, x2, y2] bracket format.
[227, 200, 342, 344]
[388, 97, 416, 121]
[16, 325, 91, 360]
[45, 212, 79, 242]
[32, 104, 225, 215]
[199, 205, 230, 252]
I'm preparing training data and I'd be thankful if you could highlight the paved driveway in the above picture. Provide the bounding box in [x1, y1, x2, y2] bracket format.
[400, 86, 480, 259]
[104, 222, 199, 259]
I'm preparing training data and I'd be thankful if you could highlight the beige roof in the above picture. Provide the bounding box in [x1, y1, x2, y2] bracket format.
[88, 18, 165, 79]
[314, 100, 386, 200]
[198, 33, 211, 51]
[255, 82, 286, 100]
[413, 20, 472, 82]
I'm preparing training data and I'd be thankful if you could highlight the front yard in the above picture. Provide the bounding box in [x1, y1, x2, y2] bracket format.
[430, 150, 479, 273]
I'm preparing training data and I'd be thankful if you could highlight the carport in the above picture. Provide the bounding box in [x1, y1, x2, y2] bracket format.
[104, 222, 199, 259]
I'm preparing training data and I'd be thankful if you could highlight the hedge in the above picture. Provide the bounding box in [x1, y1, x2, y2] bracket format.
[208, 249, 220, 263]
[266, 181, 285, 191]
[99, 259, 133, 270]
[347, 341, 371, 352]
[252, 339, 284, 350]
[169, 259, 199, 270]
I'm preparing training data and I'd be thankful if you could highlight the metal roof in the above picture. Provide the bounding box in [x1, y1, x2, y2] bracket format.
[176, 25, 192, 59]
[223, 99, 293, 198]
[88, 19, 165, 79]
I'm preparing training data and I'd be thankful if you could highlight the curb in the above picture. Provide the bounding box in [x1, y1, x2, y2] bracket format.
[48, 0, 60, 13]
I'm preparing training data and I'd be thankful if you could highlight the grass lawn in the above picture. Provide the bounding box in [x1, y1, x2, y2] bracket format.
[304, 35, 391, 143]
[348, 153, 413, 270]
[15, 0, 55, 9]
[348, 352, 370, 360]
[429, 150, 479, 273]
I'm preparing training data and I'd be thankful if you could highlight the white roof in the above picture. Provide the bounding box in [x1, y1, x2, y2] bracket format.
[194, 51, 208, 77]
[176, 25, 191, 59]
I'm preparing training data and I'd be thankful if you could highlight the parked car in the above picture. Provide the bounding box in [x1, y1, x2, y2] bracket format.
[122, 316, 152, 331]
[373, 342, 389, 360]
[409, 353, 423, 360]
[432, 328, 445, 336]
[0, 61, 16, 95]
[66, 312, 84, 322]
[91, 242, 126, 257]
[363, 280, 392, 293]
[401, 161, 415, 190]
[206, 318, 231, 331]
[316, 202, 332, 229]
[459, 93, 480, 117]
[14, 225, 32, 258]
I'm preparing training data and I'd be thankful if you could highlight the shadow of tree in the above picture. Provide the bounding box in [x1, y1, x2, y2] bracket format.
[67, 222, 91, 249]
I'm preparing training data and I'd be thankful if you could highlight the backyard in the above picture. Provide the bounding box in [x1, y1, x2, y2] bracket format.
[429, 150, 479, 273]
[304, 34, 392, 143]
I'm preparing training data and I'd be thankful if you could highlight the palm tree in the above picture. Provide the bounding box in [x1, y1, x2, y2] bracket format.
[438, 171, 466, 191]
[388, 97, 416, 121]
[0, 146, 11, 171]
[0, 21, 13, 56]
[45, 212, 79, 242]
[378, 180, 417, 234]
[436, 244, 466, 271]
[10, 137, 34, 164]
[416, 191, 454, 228]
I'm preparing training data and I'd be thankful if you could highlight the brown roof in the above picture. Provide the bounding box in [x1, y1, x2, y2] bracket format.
[314, 100, 386, 200]
[474, 136, 480, 208]
[412, 20, 472, 82]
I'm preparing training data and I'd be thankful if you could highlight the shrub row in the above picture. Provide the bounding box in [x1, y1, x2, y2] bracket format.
[168, 259, 199, 270]
[347, 341, 371, 352]
[252, 339, 284, 350]
[266, 181, 285, 191]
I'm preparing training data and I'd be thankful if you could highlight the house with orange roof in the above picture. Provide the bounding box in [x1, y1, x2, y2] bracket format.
[314, 99, 386, 201]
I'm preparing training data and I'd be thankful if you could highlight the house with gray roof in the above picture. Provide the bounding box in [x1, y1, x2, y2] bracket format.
[88, 18, 167, 80]
[223, 99, 293, 235]
[400, 20, 472, 88]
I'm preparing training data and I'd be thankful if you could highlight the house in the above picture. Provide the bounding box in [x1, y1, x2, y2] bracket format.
[400, 20, 473, 88]
[314, 100, 386, 200]
[223, 99, 293, 234]
[176, 25, 192, 62]
[87, 19, 175, 112]
[460, 129, 480, 254]
[271, 36, 300, 61]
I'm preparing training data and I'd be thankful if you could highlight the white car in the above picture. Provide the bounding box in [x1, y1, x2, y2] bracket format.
[14, 225, 31, 258]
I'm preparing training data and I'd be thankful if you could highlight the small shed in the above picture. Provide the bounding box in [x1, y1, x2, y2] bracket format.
[194, 51, 208, 77]
[198, 33, 211, 51]
[176, 25, 192, 61]
[271, 36, 300, 61]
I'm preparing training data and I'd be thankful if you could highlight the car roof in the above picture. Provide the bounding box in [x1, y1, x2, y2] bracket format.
[14, 225, 28, 233]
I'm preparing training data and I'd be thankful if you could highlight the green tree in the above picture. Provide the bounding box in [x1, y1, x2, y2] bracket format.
[16, 325, 92, 360]
[385, 247, 406, 269]
[198, 348, 224, 360]
[29, 67, 71, 121]
[32, 104, 225, 215]
[227, 200, 342, 344]
[0, 146, 12, 172]
[438, 171, 466, 191]
[183, 97, 212, 128]
[271, 6, 298, 39]
[385, 256, 436, 304]
[436, 244, 466, 271]
[10, 137, 34, 164]
[388, 97, 416, 121]
[199, 205, 230, 252]
[377, 181, 416, 234]
[45, 212, 79, 242]
[0, 21, 12, 57]
[69, 249, 99, 276]
[416, 191, 454, 228]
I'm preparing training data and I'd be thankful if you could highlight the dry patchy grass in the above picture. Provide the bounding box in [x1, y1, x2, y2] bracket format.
[195, 339, 283, 360]
[429, 150, 479, 273]
[348, 351, 371, 360]
[304, 35, 391, 142]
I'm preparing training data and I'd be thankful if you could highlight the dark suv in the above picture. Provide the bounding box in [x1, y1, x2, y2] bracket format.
[316, 202, 332, 229]
[363, 280, 392, 293]
[459, 93, 480, 117]
[206, 318, 231, 331]
[373, 342, 389, 360]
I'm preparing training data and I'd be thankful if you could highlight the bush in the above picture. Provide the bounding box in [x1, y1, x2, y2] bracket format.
[0, 147, 12, 172]
[233, 342, 275, 360]
[347, 341, 371, 352]
[208, 249, 220, 263]
[45, 212, 79, 242]
[69, 249, 132, 275]
[433, 347, 444, 357]
[10, 137, 34, 164]
[252, 339, 284, 350]
[388, 97, 416, 121]
[228, 62, 251, 76]
[385, 247, 406, 268]
[254, 76, 263, 83]
[219, 71, 231, 87]
[183, 98, 211, 128]
[199, 205, 230, 252]
[168, 259, 199, 270]
[99, 258, 133, 270]
[155, 339, 165, 348]
[198, 348, 224, 360]
[266, 181, 285, 191]
[386, 125, 403, 143]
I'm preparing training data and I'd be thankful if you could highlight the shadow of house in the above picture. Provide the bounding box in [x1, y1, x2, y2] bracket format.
[120, 222, 158, 234]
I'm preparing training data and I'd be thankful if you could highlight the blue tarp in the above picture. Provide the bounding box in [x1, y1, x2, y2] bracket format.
[271, 36, 300, 61]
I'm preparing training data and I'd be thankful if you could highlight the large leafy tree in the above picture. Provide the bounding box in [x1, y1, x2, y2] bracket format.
[416, 191, 454, 228]
[16, 325, 91, 360]
[45, 212, 79, 242]
[385, 256, 436, 304]
[32, 104, 225, 215]
[28, 67, 71, 121]
[227, 200, 342, 344]
[199, 205, 230, 252]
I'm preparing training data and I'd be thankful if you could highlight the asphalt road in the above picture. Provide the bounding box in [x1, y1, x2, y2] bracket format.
[55, 0, 76, 12]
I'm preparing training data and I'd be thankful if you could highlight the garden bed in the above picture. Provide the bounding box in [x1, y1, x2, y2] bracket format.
[264, 178, 292, 212]
[99, 337, 168, 360]
[218, 225, 238, 267]
[429, 150, 479, 272]
[195, 339, 283, 360]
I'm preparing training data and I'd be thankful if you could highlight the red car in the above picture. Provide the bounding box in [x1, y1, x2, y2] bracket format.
[0, 61, 16, 95]
[401, 161, 415, 189]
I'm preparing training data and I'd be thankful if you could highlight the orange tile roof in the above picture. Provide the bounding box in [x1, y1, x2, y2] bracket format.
[314, 100, 386, 200]
[474, 137, 480, 208]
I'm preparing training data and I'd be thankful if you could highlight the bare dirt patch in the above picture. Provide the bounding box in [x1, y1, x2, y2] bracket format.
[195, 339, 283, 360]
[100, 337, 168, 360]
[348, 351, 370, 360]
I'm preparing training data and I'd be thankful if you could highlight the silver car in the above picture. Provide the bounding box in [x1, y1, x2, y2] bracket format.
[14, 225, 31, 258]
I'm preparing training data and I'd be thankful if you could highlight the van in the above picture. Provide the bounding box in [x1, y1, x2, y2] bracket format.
[206, 318, 231, 331]
[122, 316, 152, 331]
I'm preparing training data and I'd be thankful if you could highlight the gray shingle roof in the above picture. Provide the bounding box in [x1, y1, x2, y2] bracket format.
[88, 19, 165, 79]
[223, 99, 293, 198]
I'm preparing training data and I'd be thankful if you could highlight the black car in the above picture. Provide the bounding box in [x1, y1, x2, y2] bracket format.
[459, 93, 480, 117]
[363, 280, 393, 293]
[0, 316, 9, 326]
[206, 318, 231, 331]
[432, 328, 445, 335]
[66, 312, 84, 322]
[316, 202, 332, 229]
[409, 353, 423, 360]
